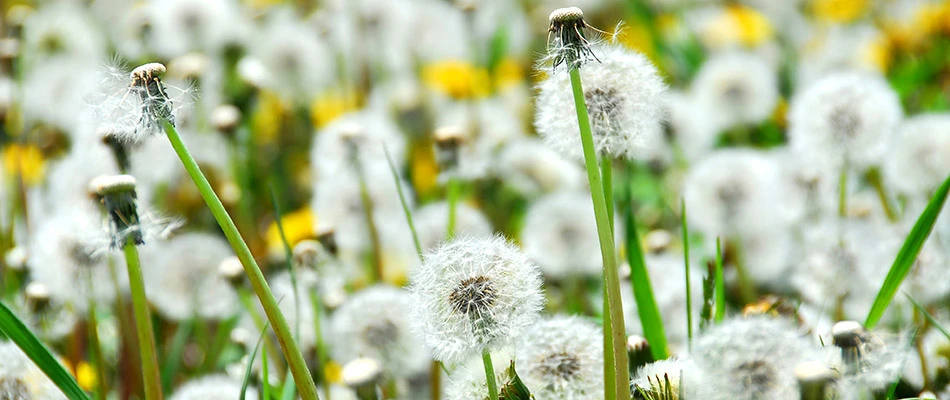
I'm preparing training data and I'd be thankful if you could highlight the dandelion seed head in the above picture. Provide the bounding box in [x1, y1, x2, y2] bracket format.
[11, 282, 78, 342]
[329, 285, 428, 378]
[535, 44, 667, 161]
[829, 325, 913, 396]
[415, 201, 492, 252]
[622, 253, 703, 351]
[495, 137, 585, 198]
[141, 232, 239, 321]
[342, 357, 383, 390]
[516, 316, 603, 399]
[885, 113, 950, 198]
[631, 357, 700, 399]
[169, 374, 258, 400]
[0, 341, 66, 400]
[521, 190, 601, 278]
[691, 51, 778, 130]
[147, 0, 247, 58]
[310, 110, 407, 178]
[691, 317, 823, 400]
[409, 235, 543, 364]
[788, 71, 902, 171]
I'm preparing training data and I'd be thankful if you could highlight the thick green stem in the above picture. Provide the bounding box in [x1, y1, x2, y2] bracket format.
[122, 242, 162, 400]
[482, 349, 498, 400]
[568, 67, 629, 400]
[601, 160, 614, 232]
[162, 122, 320, 400]
[86, 302, 108, 400]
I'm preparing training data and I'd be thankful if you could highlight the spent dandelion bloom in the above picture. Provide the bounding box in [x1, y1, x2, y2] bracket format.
[536, 43, 668, 161]
[141, 232, 239, 321]
[169, 374, 258, 400]
[27, 208, 121, 311]
[0, 341, 67, 400]
[12, 281, 79, 342]
[414, 201, 493, 252]
[682, 149, 798, 239]
[146, 0, 247, 58]
[309, 110, 407, 178]
[341, 357, 383, 398]
[444, 348, 515, 400]
[884, 113, 950, 200]
[690, 316, 825, 400]
[329, 285, 428, 378]
[89, 61, 192, 146]
[408, 235, 544, 364]
[515, 315, 604, 399]
[89, 174, 179, 248]
[690, 51, 778, 130]
[829, 321, 913, 397]
[20, 2, 106, 67]
[787, 71, 902, 171]
[631, 357, 701, 400]
[494, 137, 586, 198]
[521, 190, 602, 279]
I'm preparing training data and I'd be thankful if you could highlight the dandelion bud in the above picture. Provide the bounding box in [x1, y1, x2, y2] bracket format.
[433, 125, 466, 173]
[794, 361, 834, 400]
[627, 335, 654, 374]
[316, 225, 338, 257]
[25, 282, 51, 312]
[546, 7, 597, 70]
[98, 126, 131, 172]
[4, 246, 27, 272]
[342, 357, 382, 400]
[409, 235, 543, 364]
[644, 230, 673, 254]
[292, 239, 323, 269]
[90, 174, 143, 247]
[211, 104, 241, 136]
[218, 256, 245, 286]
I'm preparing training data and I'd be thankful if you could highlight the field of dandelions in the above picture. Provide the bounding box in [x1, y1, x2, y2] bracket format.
[1, 0, 950, 399]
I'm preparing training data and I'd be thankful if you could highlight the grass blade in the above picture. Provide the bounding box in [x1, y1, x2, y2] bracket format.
[680, 199, 693, 349]
[714, 237, 725, 323]
[241, 321, 270, 400]
[624, 186, 669, 360]
[865, 172, 950, 328]
[904, 293, 950, 342]
[161, 318, 194, 392]
[384, 145, 424, 262]
[0, 300, 89, 400]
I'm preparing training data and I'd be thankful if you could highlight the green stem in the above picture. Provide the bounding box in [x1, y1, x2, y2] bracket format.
[714, 238, 725, 323]
[309, 291, 331, 400]
[838, 168, 848, 218]
[162, 122, 320, 400]
[355, 162, 384, 283]
[446, 178, 461, 240]
[568, 67, 629, 400]
[482, 349, 498, 400]
[624, 205, 669, 360]
[87, 303, 107, 400]
[601, 160, 614, 232]
[122, 242, 162, 400]
[681, 199, 693, 350]
[867, 168, 899, 222]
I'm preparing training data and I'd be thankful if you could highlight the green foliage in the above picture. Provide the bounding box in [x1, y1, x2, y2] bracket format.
[499, 361, 533, 400]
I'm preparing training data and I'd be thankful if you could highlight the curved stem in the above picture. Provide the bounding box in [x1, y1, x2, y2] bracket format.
[122, 243, 162, 400]
[482, 349, 498, 400]
[162, 122, 320, 400]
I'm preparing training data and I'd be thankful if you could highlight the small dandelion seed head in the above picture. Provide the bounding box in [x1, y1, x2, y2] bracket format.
[516, 316, 603, 399]
[169, 374, 258, 400]
[217, 256, 245, 286]
[829, 326, 912, 395]
[342, 357, 383, 389]
[0, 341, 66, 400]
[521, 190, 602, 278]
[414, 201, 492, 252]
[292, 239, 325, 269]
[631, 358, 698, 400]
[409, 235, 544, 364]
[794, 361, 835, 386]
[24, 282, 51, 311]
[210, 104, 241, 134]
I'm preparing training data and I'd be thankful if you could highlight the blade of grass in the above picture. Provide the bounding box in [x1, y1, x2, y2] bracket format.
[714, 238, 725, 323]
[162, 121, 319, 400]
[0, 300, 90, 400]
[269, 185, 300, 339]
[624, 183, 669, 360]
[241, 321, 270, 400]
[280, 372, 297, 400]
[383, 145, 423, 261]
[680, 199, 693, 349]
[865, 171, 950, 328]
[161, 318, 194, 392]
[904, 293, 950, 342]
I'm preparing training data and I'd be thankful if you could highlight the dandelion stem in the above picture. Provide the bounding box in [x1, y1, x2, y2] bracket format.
[568, 67, 629, 400]
[714, 238, 725, 323]
[122, 242, 162, 400]
[161, 121, 321, 400]
[355, 161, 385, 283]
[86, 302, 108, 400]
[838, 168, 848, 218]
[866, 167, 899, 222]
[482, 349, 499, 399]
[681, 199, 693, 349]
[446, 177, 461, 240]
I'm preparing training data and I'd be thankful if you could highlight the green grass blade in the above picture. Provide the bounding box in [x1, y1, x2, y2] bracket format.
[904, 293, 950, 342]
[0, 301, 89, 400]
[680, 199, 693, 349]
[269, 185, 300, 339]
[280, 372, 297, 400]
[624, 190, 669, 360]
[161, 318, 194, 392]
[384, 145, 424, 262]
[241, 321, 270, 400]
[714, 238, 725, 323]
[865, 172, 950, 328]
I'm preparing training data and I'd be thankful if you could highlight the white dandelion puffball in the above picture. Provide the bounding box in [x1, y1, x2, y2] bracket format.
[691, 51, 778, 130]
[631, 357, 701, 399]
[691, 317, 823, 400]
[494, 137, 586, 197]
[788, 71, 902, 171]
[169, 374, 258, 400]
[535, 44, 668, 161]
[0, 341, 67, 400]
[409, 235, 544, 364]
[622, 253, 704, 352]
[515, 316, 603, 399]
[310, 109, 407, 179]
[329, 285, 428, 378]
[682, 149, 797, 238]
[141, 232, 239, 321]
[885, 113, 950, 198]
[414, 201, 493, 252]
[521, 190, 601, 278]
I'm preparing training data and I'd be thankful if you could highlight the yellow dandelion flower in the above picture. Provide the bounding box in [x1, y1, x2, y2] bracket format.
[2, 143, 46, 186]
[859, 34, 892, 72]
[410, 140, 439, 198]
[704, 5, 774, 49]
[811, 0, 869, 24]
[493, 58, 525, 91]
[772, 98, 789, 128]
[266, 207, 316, 259]
[76, 362, 98, 391]
[422, 60, 491, 100]
[310, 88, 361, 129]
[250, 90, 285, 146]
[616, 22, 659, 65]
[324, 361, 343, 384]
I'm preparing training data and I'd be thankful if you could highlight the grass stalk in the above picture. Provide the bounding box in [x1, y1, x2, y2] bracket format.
[838, 168, 848, 218]
[86, 301, 107, 400]
[162, 121, 320, 400]
[680, 199, 693, 349]
[866, 167, 899, 222]
[623, 188, 669, 360]
[482, 349, 499, 399]
[122, 242, 162, 400]
[714, 238, 725, 323]
[446, 177, 461, 240]
[355, 162, 385, 282]
[568, 67, 629, 400]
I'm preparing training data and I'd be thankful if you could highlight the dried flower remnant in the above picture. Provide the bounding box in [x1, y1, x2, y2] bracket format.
[89, 174, 144, 247]
[546, 7, 601, 71]
[409, 235, 543, 364]
[91, 62, 188, 145]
